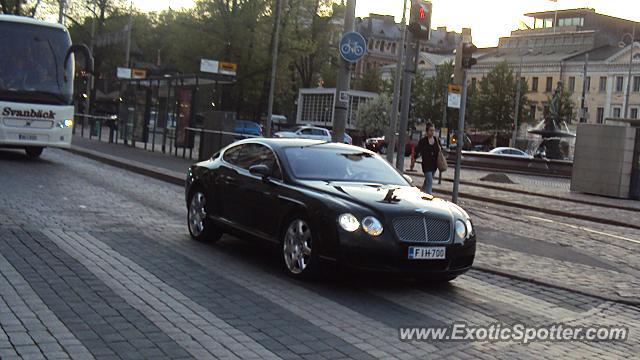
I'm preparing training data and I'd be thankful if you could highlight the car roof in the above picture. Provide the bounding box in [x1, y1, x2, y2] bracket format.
[0, 14, 68, 31]
[233, 138, 372, 153]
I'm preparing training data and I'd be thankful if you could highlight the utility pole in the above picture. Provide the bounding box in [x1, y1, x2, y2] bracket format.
[579, 53, 589, 123]
[387, 0, 409, 164]
[511, 55, 523, 148]
[58, 0, 66, 25]
[395, 37, 420, 171]
[452, 69, 467, 204]
[266, 0, 283, 138]
[124, 1, 133, 68]
[332, 0, 356, 143]
[395, 0, 432, 171]
[451, 41, 477, 204]
[624, 27, 636, 118]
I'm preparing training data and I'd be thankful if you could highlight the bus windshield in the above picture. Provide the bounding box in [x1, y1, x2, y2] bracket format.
[0, 21, 73, 105]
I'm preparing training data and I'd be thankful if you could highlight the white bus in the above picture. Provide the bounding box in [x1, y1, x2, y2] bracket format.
[0, 15, 91, 158]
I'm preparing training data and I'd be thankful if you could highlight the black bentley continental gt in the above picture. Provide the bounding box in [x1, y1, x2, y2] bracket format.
[185, 138, 476, 281]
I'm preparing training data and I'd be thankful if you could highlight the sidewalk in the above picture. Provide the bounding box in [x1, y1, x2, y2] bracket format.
[70, 135, 640, 227]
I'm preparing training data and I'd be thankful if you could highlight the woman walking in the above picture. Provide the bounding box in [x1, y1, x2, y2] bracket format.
[413, 122, 440, 194]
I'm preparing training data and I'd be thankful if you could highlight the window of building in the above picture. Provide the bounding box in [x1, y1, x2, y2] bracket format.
[568, 77, 576, 93]
[530, 105, 537, 119]
[631, 108, 639, 119]
[585, 76, 591, 93]
[616, 76, 624, 92]
[531, 77, 539, 92]
[597, 107, 605, 124]
[558, 17, 584, 27]
[599, 76, 607, 92]
[580, 107, 588, 123]
[613, 107, 621, 118]
[633, 76, 640, 92]
[545, 77, 553, 92]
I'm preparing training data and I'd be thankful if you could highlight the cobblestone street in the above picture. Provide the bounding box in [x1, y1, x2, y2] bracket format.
[0, 148, 638, 359]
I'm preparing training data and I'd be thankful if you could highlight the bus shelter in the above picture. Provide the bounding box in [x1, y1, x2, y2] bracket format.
[118, 73, 235, 154]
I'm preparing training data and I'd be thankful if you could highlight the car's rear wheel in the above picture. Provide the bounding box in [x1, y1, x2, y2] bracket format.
[25, 146, 44, 159]
[282, 218, 319, 278]
[188, 190, 222, 242]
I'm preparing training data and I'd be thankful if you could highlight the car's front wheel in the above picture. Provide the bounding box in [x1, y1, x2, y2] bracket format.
[282, 218, 319, 278]
[187, 189, 222, 242]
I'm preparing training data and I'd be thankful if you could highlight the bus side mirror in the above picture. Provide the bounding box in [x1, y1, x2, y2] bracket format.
[64, 44, 94, 78]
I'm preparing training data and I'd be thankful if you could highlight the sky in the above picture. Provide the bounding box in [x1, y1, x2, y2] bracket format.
[134, 0, 640, 48]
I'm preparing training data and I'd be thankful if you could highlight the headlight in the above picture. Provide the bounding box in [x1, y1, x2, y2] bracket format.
[455, 219, 467, 241]
[338, 213, 360, 232]
[362, 216, 383, 236]
[59, 119, 73, 128]
[465, 219, 474, 237]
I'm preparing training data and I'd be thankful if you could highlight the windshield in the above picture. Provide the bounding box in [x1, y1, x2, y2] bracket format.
[0, 21, 73, 105]
[284, 146, 408, 185]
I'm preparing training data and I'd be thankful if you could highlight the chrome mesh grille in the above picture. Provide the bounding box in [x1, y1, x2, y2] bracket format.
[393, 216, 451, 243]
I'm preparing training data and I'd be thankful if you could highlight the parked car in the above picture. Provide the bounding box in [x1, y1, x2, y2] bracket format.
[234, 120, 263, 138]
[488, 147, 532, 158]
[185, 138, 476, 280]
[365, 134, 418, 157]
[274, 125, 351, 144]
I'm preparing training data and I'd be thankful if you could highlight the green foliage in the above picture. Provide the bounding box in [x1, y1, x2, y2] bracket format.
[354, 67, 382, 93]
[410, 61, 454, 129]
[467, 61, 529, 132]
[355, 94, 391, 138]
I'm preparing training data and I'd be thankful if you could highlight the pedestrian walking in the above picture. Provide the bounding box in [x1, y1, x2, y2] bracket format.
[413, 122, 442, 194]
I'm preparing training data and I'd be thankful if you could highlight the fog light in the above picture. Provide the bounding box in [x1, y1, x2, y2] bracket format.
[362, 216, 383, 236]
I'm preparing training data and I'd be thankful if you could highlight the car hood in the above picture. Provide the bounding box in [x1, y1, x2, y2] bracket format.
[297, 180, 461, 220]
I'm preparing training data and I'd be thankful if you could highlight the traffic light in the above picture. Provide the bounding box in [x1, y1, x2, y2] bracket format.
[461, 43, 478, 69]
[409, 0, 432, 40]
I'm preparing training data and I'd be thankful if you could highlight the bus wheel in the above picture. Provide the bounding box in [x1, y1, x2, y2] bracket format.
[25, 147, 44, 159]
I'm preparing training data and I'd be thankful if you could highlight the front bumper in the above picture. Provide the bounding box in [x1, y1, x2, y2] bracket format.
[0, 126, 72, 149]
[337, 230, 476, 275]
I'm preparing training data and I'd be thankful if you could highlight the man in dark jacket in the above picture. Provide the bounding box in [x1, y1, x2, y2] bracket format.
[413, 122, 440, 194]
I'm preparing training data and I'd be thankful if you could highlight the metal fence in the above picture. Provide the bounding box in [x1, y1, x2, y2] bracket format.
[72, 114, 257, 161]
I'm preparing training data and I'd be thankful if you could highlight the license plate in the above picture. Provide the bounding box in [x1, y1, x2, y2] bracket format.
[18, 134, 38, 141]
[408, 246, 446, 260]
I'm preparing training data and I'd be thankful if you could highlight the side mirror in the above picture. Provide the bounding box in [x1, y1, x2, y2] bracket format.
[403, 174, 414, 185]
[249, 164, 271, 180]
[64, 44, 94, 76]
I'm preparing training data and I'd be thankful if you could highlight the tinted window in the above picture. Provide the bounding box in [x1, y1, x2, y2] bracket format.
[284, 147, 407, 185]
[311, 129, 326, 136]
[223, 144, 245, 164]
[225, 144, 282, 179]
[300, 128, 314, 135]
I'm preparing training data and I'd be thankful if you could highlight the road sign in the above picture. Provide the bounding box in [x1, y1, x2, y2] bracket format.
[131, 68, 146, 79]
[219, 62, 238, 76]
[200, 59, 219, 74]
[116, 67, 131, 79]
[339, 32, 366, 63]
[447, 84, 462, 109]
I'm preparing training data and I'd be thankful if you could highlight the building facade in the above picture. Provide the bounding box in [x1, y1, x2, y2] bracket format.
[469, 8, 640, 124]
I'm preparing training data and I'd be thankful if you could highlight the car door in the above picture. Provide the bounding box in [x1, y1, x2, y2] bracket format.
[241, 144, 284, 240]
[295, 128, 313, 139]
[217, 143, 249, 225]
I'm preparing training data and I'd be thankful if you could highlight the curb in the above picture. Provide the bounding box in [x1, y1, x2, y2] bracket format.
[66, 146, 639, 306]
[406, 173, 640, 231]
[66, 146, 185, 186]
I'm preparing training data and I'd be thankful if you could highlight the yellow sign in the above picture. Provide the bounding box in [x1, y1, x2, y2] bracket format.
[131, 68, 147, 79]
[448, 84, 462, 94]
[218, 62, 237, 76]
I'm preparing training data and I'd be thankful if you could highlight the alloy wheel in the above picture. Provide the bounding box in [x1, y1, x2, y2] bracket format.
[283, 219, 313, 274]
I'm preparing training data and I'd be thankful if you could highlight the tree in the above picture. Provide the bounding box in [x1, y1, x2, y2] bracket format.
[470, 61, 529, 132]
[353, 67, 382, 93]
[355, 94, 391, 138]
[411, 61, 454, 129]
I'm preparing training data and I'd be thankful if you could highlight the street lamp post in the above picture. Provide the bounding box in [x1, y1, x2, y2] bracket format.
[511, 55, 524, 148]
[621, 28, 636, 119]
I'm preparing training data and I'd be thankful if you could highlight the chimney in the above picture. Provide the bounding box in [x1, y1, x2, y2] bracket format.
[462, 28, 472, 44]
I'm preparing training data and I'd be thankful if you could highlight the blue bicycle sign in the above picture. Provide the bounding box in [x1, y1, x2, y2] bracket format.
[339, 32, 367, 63]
